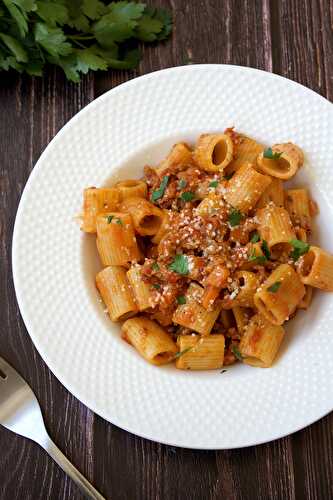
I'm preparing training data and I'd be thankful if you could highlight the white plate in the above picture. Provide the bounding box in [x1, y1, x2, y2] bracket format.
[12, 65, 333, 449]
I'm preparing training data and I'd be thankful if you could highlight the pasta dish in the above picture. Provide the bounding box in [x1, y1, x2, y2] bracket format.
[80, 129, 333, 370]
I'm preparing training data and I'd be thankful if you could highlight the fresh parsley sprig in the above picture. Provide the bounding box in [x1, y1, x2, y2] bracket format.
[263, 147, 283, 160]
[151, 175, 169, 202]
[267, 281, 281, 293]
[0, 1, 172, 82]
[290, 239, 310, 261]
[169, 254, 189, 275]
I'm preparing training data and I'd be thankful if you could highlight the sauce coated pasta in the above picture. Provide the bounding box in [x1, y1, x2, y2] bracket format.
[80, 128, 333, 370]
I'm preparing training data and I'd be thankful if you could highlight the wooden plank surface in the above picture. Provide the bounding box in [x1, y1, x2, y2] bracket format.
[0, 1, 333, 499]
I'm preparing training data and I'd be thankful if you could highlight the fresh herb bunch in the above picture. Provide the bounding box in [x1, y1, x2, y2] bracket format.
[0, 1, 172, 82]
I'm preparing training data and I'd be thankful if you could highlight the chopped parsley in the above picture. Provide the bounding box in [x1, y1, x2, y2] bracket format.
[169, 254, 189, 275]
[231, 344, 243, 361]
[261, 240, 271, 259]
[248, 249, 267, 264]
[116, 218, 123, 225]
[178, 179, 187, 189]
[152, 262, 160, 271]
[290, 239, 310, 261]
[267, 281, 281, 293]
[250, 232, 260, 243]
[209, 180, 218, 188]
[181, 191, 195, 202]
[106, 215, 114, 224]
[228, 209, 243, 227]
[151, 175, 169, 202]
[174, 347, 193, 359]
[152, 283, 161, 290]
[224, 172, 234, 180]
[263, 147, 283, 160]
[176, 295, 186, 305]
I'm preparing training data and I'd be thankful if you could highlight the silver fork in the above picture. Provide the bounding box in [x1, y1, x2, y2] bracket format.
[0, 356, 105, 500]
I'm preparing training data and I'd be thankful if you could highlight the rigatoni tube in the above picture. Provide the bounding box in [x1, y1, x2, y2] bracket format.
[96, 266, 138, 321]
[256, 142, 304, 180]
[127, 265, 154, 311]
[81, 187, 120, 233]
[175, 335, 225, 370]
[256, 206, 295, 257]
[120, 197, 164, 236]
[254, 264, 305, 325]
[173, 283, 222, 335]
[239, 314, 285, 367]
[194, 133, 234, 173]
[224, 164, 272, 213]
[122, 316, 177, 365]
[113, 179, 147, 201]
[96, 212, 141, 267]
[297, 246, 333, 291]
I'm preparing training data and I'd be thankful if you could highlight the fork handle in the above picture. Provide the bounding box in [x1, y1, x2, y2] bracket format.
[42, 435, 105, 500]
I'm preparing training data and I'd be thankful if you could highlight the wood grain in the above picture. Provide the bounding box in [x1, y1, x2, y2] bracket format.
[1, 1, 333, 499]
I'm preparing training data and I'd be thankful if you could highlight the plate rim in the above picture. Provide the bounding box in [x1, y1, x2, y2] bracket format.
[12, 64, 333, 450]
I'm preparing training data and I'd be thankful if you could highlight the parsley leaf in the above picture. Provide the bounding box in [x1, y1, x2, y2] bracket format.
[152, 283, 161, 290]
[176, 295, 186, 305]
[250, 232, 260, 243]
[75, 47, 108, 74]
[261, 240, 271, 260]
[178, 179, 187, 189]
[116, 217, 123, 225]
[181, 191, 194, 202]
[209, 180, 218, 188]
[106, 215, 114, 224]
[35, 2, 69, 26]
[152, 262, 159, 271]
[263, 147, 283, 160]
[169, 254, 189, 275]
[231, 345, 243, 361]
[34, 22, 72, 57]
[228, 209, 243, 227]
[151, 175, 169, 202]
[224, 172, 234, 180]
[174, 347, 193, 359]
[0, 33, 28, 62]
[267, 281, 281, 293]
[290, 239, 310, 261]
[248, 249, 267, 264]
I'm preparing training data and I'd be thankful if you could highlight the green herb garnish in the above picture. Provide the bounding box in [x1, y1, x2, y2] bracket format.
[152, 283, 161, 290]
[267, 281, 281, 293]
[228, 209, 243, 227]
[116, 218, 123, 225]
[250, 232, 260, 243]
[174, 347, 193, 359]
[176, 295, 186, 305]
[224, 172, 234, 181]
[0, 2, 172, 82]
[178, 179, 187, 189]
[151, 175, 169, 202]
[290, 239, 310, 261]
[248, 249, 267, 264]
[263, 147, 283, 160]
[169, 254, 189, 275]
[181, 191, 195, 202]
[231, 345, 243, 361]
[261, 240, 271, 259]
[106, 215, 114, 224]
[152, 262, 160, 271]
[209, 180, 218, 188]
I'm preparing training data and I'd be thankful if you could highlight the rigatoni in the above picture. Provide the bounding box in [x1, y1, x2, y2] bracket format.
[225, 134, 264, 174]
[156, 142, 193, 175]
[232, 306, 252, 335]
[96, 266, 138, 321]
[127, 265, 153, 311]
[194, 133, 234, 172]
[122, 317, 177, 365]
[81, 187, 120, 233]
[297, 246, 333, 291]
[284, 188, 311, 228]
[256, 178, 284, 208]
[175, 335, 225, 370]
[120, 197, 164, 236]
[114, 179, 147, 201]
[223, 164, 272, 213]
[256, 206, 295, 257]
[173, 283, 222, 335]
[256, 142, 304, 180]
[254, 264, 305, 325]
[239, 314, 285, 367]
[96, 212, 141, 266]
[151, 209, 172, 244]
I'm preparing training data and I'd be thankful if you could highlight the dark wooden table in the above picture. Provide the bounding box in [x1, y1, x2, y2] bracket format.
[1, 1, 333, 499]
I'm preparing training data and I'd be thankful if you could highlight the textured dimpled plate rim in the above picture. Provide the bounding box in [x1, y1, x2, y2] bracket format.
[12, 65, 333, 449]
